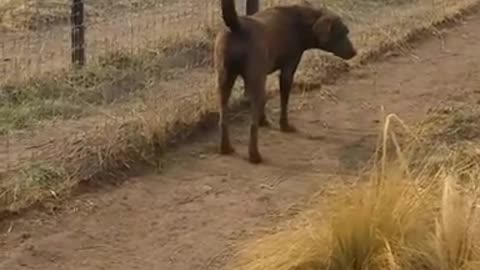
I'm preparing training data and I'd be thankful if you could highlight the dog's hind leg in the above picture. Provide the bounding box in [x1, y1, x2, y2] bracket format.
[242, 85, 270, 128]
[246, 0, 259, 15]
[259, 99, 270, 127]
[217, 69, 237, 155]
[244, 74, 267, 164]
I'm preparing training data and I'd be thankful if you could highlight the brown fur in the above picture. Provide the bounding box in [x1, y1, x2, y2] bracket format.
[214, 0, 357, 164]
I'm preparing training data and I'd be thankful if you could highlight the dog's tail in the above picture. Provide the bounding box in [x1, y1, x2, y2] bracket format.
[221, 0, 242, 33]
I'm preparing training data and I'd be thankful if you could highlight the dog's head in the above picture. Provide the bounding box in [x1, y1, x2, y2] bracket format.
[308, 5, 356, 60]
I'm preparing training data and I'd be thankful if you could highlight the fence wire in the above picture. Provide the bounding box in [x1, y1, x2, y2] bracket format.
[0, 0, 297, 83]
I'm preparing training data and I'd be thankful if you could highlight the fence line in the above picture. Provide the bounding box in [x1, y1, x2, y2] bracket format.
[71, 0, 86, 66]
[0, 0, 277, 83]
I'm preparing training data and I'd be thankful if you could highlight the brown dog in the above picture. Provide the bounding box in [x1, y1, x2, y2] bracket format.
[214, 0, 357, 164]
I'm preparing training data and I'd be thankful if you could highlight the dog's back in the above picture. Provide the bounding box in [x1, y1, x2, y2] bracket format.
[214, 1, 264, 75]
[215, 2, 321, 75]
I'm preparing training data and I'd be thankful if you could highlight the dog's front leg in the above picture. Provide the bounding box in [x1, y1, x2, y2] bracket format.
[279, 63, 300, 132]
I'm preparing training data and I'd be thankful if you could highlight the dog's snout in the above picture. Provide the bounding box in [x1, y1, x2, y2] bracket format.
[342, 45, 357, 60]
[349, 48, 357, 59]
[332, 38, 357, 60]
[337, 48, 356, 60]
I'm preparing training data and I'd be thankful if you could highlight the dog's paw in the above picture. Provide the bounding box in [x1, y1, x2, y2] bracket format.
[280, 123, 298, 133]
[249, 152, 263, 164]
[220, 144, 235, 155]
[259, 117, 271, 127]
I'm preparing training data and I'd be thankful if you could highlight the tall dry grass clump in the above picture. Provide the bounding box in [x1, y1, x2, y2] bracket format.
[234, 113, 480, 270]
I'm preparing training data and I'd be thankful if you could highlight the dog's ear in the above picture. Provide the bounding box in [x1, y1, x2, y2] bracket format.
[313, 15, 334, 43]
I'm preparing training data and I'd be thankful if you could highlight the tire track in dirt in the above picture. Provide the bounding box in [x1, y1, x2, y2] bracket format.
[1, 12, 480, 270]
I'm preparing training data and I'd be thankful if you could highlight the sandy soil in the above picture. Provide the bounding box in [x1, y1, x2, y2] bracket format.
[1, 10, 480, 270]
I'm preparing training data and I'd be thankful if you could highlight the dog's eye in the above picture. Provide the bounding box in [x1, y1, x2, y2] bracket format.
[338, 24, 348, 35]
[334, 24, 349, 39]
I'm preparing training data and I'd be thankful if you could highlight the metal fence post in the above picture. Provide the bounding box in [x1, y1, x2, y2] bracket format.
[71, 0, 86, 67]
[246, 0, 259, 15]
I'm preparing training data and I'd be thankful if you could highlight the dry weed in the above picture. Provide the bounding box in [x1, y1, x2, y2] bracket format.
[233, 112, 480, 270]
[0, 0, 72, 31]
[0, 0, 176, 32]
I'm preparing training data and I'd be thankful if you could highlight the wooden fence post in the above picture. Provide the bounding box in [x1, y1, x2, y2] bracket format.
[71, 0, 86, 67]
[246, 0, 259, 15]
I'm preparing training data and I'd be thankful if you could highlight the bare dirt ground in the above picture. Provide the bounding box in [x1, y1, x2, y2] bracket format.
[1, 11, 480, 270]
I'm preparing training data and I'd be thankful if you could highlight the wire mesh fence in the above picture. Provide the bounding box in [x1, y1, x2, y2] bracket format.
[0, 0, 291, 84]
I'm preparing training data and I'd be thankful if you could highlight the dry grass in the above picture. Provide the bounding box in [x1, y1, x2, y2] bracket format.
[1, 0, 479, 216]
[0, 38, 211, 133]
[412, 105, 480, 170]
[0, 0, 71, 31]
[232, 112, 480, 270]
[0, 0, 176, 32]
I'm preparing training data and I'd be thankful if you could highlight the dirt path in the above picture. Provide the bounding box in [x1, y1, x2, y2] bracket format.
[1, 12, 480, 270]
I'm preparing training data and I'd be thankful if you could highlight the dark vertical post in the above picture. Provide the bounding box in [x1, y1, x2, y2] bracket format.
[71, 0, 85, 67]
[246, 0, 259, 15]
